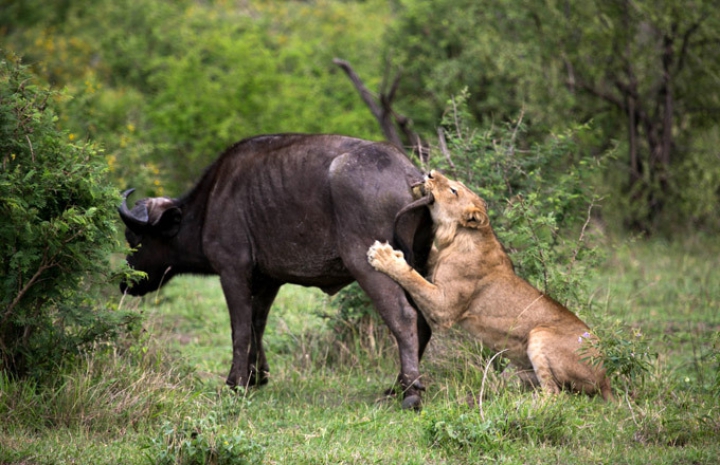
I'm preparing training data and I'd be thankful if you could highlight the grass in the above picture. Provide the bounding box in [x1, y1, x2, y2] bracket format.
[1, 237, 719, 464]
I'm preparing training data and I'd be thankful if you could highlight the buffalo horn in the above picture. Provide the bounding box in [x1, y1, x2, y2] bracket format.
[118, 188, 150, 230]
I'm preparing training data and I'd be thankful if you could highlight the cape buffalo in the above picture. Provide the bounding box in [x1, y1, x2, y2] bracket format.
[119, 133, 433, 409]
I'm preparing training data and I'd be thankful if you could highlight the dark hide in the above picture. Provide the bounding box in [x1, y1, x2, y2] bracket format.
[119, 134, 433, 408]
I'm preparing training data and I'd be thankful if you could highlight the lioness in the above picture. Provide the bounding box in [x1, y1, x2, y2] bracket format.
[367, 170, 612, 400]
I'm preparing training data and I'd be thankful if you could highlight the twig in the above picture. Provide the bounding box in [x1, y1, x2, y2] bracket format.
[451, 96, 461, 140]
[2, 255, 57, 326]
[569, 197, 598, 272]
[624, 389, 639, 426]
[518, 196, 549, 292]
[478, 349, 508, 421]
[509, 108, 525, 153]
[26, 134, 35, 163]
[437, 127, 455, 170]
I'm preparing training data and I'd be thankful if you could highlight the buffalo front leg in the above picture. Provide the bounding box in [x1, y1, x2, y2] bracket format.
[219, 272, 255, 390]
[248, 279, 281, 386]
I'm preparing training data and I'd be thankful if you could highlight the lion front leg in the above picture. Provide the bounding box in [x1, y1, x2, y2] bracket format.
[367, 241, 412, 280]
[367, 241, 455, 329]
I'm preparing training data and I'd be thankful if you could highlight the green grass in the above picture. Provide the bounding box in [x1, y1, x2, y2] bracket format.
[2, 237, 719, 464]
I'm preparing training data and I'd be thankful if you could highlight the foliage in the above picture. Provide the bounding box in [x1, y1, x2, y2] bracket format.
[437, 91, 607, 307]
[386, 0, 720, 235]
[2, 0, 391, 193]
[425, 397, 573, 455]
[146, 412, 264, 465]
[0, 53, 138, 380]
[2, 235, 720, 464]
[590, 324, 656, 395]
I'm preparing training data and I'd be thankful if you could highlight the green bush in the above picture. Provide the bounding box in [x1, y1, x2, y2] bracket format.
[0, 53, 137, 380]
[425, 397, 573, 456]
[146, 412, 264, 465]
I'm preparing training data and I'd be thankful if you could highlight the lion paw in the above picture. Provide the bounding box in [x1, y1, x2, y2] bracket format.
[367, 240, 405, 273]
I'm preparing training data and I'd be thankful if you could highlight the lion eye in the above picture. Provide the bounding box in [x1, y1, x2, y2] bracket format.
[450, 187, 458, 196]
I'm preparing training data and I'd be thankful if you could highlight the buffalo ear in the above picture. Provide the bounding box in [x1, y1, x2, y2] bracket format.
[153, 207, 182, 238]
[461, 207, 489, 229]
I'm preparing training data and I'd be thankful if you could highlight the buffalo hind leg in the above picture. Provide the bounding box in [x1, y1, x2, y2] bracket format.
[385, 303, 431, 397]
[353, 270, 425, 409]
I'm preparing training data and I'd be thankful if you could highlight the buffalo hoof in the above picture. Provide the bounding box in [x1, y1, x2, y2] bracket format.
[401, 394, 422, 411]
[226, 373, 249, 391]
[249, 368, 269, 387]
[384, 379, 426, 398]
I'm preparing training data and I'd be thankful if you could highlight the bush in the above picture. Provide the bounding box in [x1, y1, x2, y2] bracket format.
[425, 397, 574, 456]
[0, 53, 137, 380]
[146, 412, 264, 465]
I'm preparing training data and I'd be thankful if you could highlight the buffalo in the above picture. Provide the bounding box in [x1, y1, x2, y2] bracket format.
[119, 134, 433, 409]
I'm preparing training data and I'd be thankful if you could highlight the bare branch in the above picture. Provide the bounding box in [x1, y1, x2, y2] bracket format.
[2, 253, 58, 327]
[333, 58, 382, 119]
[25, 134, 35, 163]
[676, 20, 703, 73]
[333, 58, 405, 150]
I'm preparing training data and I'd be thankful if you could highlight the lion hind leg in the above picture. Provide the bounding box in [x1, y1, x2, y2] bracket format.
[527, 326, 613, 400]
[526, 328, 562, 395]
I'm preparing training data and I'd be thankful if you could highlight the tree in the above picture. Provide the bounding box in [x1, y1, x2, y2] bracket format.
[546, 0, 720, 233]
[1, 0, 393, 193]
[386, 0, 720, 234]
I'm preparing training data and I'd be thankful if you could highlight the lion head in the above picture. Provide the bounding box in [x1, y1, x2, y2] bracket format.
[424, 170, 489, 232]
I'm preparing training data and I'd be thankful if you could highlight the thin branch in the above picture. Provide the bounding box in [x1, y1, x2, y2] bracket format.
[676, 20, 702, 73]
[25, 134, 35, 163]
[437, 127, 455, 169]
[577, 79, 626, 111]
[2, 255, 57, 327]
[508, 108, 525, 156]
[332, 58, 382, 119]
[569, 197, 598, 273]
[517, 195, 549, 292]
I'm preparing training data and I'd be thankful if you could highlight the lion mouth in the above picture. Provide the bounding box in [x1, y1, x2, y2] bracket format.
[411, 180, 435, 203]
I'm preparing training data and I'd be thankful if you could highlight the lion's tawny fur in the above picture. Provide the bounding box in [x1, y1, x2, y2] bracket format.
[367, 170, 612, 400]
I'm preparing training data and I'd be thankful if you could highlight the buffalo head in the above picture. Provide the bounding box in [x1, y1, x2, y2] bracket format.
[118, 189, 184, 296]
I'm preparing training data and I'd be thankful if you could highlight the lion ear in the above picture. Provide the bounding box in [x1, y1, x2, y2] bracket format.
[462, 207, 489, 229]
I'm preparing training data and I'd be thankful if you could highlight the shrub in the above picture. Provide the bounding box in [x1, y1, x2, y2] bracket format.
[425, 397, 573, 456]
[0, 53, 138, 380]
[145, 412, 264, 465]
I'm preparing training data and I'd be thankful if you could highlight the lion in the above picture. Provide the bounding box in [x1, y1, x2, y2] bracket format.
[367, 170, 613, 400]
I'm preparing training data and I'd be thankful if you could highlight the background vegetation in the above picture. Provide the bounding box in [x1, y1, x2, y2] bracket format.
[1, 0, 719, 463]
